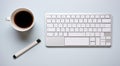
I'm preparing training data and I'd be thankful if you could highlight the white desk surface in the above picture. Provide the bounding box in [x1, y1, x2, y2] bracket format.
[0, 0, 120, 66]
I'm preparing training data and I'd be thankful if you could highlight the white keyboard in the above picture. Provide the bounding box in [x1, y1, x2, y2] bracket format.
[45, 13, 112, 46]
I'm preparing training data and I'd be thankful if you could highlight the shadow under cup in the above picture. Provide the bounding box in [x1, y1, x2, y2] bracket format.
[11, 8, 34, 32]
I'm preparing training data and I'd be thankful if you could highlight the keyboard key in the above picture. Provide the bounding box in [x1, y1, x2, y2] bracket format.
[59, 32, 63, 36]
[57, 15, 61, 18]
[75, 19, 79, 23]
[54, 24, 58, 27]
[90, 32, 94, 36]
[100, 32, 104, 36]
[54, 32, 58, 36]
[104, 24, 111, 27]
[47, 24, 53, 27]
[75, 28, 79, 32]
[62, 15, 66, 18]
[95, 15, 100, 18]
[98, 28, 102, 32]
[59, 24, 63, 27]
[86, 24, 90, 27]
[52, 19, 55, 22]
[93, 19, 97, 23]
[70, 19, 74, 22]
[56, 19, 60, 23]
[90, 42, 95, 45]
[89, 28, 92, 32]
[56, 28, 60, 31]
[90, 37, 95, 41]
[47, 33, 54, 36]
[63, 24, 67, 27]
[64, 32, 68, 36]
[101, 41, 105, 46]
[81, 24, 85, 27]
[88, 19, 92, 23]
[102, 28, 111, 32]
[47, 19, 52, 23]
[61, 19, 64, 23]
[65, 19, 69, 23]
[79, 19, 83, 23]
[105, 15, 110, 18]
[102, 19, 111, 23]
[100, 15, 105, 18]
[79, 28, 83, 32]
[90, 15, 94, 18]
[61, 28, 65, 32]
[70, 28, 74, 32]
[95, 24, 100, 27]
[66, 15, 70, 18]
[77, 24, 81, 27]
[86, 15, 90, 18]
[90, 24, 95, 27]
[52, 15, 56, 18]
[106, 36, 111, 39]
[84, 28, 88, 32]
[84, 19, 87, 23]
[81, 15, 85, 18]
[101, 37, 105, 40]
[72, 24, 76, 27]
[93, 28, 97, 32]
[47, 28, 55, 32]
[66, 28, 69, 32]
[65, 37, 89, 46]
[98, 19, 101, 22]
[76, 15, 80, 18]
[96, 37, 100, 45]
[68, 24, 72, 27]
[95, 32, 100, 36]
[106, 42, 111, 46]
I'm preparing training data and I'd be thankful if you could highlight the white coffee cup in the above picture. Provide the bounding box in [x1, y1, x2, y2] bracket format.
[7, 8, 34, 32]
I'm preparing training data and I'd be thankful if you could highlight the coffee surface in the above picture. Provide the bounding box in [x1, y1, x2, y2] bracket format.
[14, 11, 33, 28]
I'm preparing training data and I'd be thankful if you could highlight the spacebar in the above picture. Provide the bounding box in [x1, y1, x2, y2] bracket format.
[65, 37, 90, 46]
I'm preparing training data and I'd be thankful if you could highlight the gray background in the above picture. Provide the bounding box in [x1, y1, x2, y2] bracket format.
[0, 0, 120, 66]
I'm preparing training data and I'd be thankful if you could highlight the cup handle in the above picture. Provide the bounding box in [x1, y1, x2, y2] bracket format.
[6, 17, 11, 21]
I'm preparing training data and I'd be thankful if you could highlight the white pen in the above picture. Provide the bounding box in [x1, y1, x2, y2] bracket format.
[13, 39, 41, 59]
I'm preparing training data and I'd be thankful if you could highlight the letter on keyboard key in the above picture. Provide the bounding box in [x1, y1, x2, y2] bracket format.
[65, 37, 89, 46]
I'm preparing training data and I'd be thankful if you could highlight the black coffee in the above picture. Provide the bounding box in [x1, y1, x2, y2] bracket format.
[14, 11, 33, 28]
